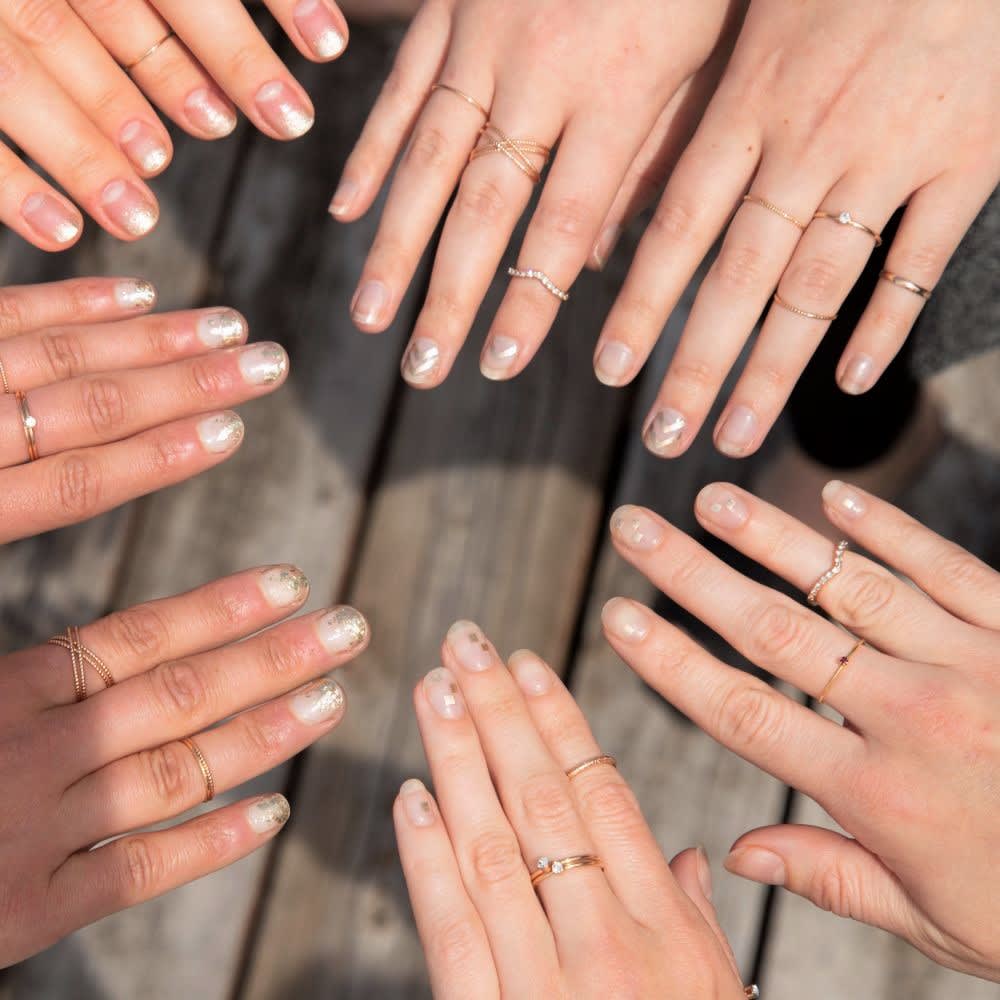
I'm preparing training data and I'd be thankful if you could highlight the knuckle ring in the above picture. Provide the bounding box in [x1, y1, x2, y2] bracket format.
[772, 293, 838, 322]
[880, 270, 932, 300]
[124, 31, 177, 73]
[15, 391, 39, 463]
[529, 853, 604, 888]
[180, 737, 216, 802]
[817, 637, 866, 705]
[565, 754, 617, 780]
[507, 267, 570, 303]
[48, 625, 116, 702]
[813, 209, 883, 247]
[470, 125, 550, 184]
[742, 194, 807, 231]
[807, 539, 849, 605]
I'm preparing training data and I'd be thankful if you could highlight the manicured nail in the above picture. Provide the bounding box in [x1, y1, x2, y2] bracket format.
[401, 338, 440, 385]
[197, 412, 244, 453]
[290, 676, 346, 725]
[247, 793, 291, 834]
[601, 598, 650, 643]
[725, 846, 786, 886]
[255, 81, 314, 139]
[316, 606, 368, 654]
[594, 340, 635, 386]
[481, 336, 519, 380]
[696, 846, 714, 901]
[258, 565, 309, 607]
[184, 87, 238, 138]
[611, 505, 665, 551]
[591, 224, 621, 270]
[238, 342, 288, 385]
[329, 177, 359, 218]
[294, 0, 346, 59]
[423, 667, 465, 719]
[446, 620, 495, 672]
[20, 193, 81, 245]
[352, 280, 390, 327]
[509, 649, 553, 696]
[696, 484, 749, 529]
[839, 353, 876, 395]
[716, 405, 757, 457]
[644, 408, 686, 455]
[198, 310, 247, 348]
[822, 479, 867, 518]
[100, 179, 158, 237]
[119, 120, 170, 174]
[400, 778, 436, 827]
[114, 278, 157, 311]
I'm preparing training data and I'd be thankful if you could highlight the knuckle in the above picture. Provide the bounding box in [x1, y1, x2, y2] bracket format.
[517, 773, 577, 831]
[429, 917, 483, 970]
[81, 377, 127, 437]
[257, 634, 309, 680]
[0, 291, 28, 335]
[786, 255, 842, 304]
[814, 863, 861, 920]
[745, 602, 811, 665]
[54, 454, 102, 519]
[142, 315, 183, 358]
[454, 177, 508, 227]
[120, 837, 163, 899]
[536, 195, 592, 243]
[937, 550, 988, 593]
[148, 432, 190, 475]
[188, 357, 232, 400]
[711, 243, 767, 294]
[224, 44, 262, 84]
[420, 288, 466, 331]
[10, 0, 69, 42]
[666, 551, 711, 592]
[867, 304, 911, 338]
[895, 241, 950, 279]
[0, 37, 28, 90]
[713, 683, 787, 752]
[575, 779, 644, 836]
[404, 125, 453, 171]
[193, 816, 237, 863]
[466, 830, 523, 888]
[151, 659, 207, 719]
[669, 357, 722, 395]
[648, 198, 700, 243]
[238, 715, 287, 764]
[141, 744, 192, 808]
[39, 330, 87, 381]
[104, 604, 170, 663]
[834, 569, 896, 630]
[62, 142, 107, 186]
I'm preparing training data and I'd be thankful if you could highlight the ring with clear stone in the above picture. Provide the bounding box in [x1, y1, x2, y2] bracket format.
[744, 986, 761, 999]
[507, 267, 570, 303]
[813, 209, 883, 247]
[807, 539, 849, 605]
[529, 854, 604, 887]
[15, 391, 38, 462]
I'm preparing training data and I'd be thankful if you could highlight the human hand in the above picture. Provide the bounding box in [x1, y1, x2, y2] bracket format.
[595, 0, 1000, 459]
[0, 276, 287, 542]
[333, 0, 742, 387]
[604, 484, 1000, 981]
[0, 566, 369, 967]
[394, 623, 751, 999]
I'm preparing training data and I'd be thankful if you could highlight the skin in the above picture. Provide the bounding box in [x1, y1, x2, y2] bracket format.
[394, 624, 748, 999]
[604, 484, 1000, 982]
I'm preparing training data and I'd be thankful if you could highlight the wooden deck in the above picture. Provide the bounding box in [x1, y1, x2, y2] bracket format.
[2, 22, 999, 1000]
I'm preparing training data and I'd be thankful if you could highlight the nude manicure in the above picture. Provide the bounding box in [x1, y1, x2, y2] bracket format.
[716, 405, 757, 457]
[509, 650, 554, 696]
[696, 484, 749, 529]
[601, 598, 650, 643]
[184, 87, 238, 138]
[238, 343, 288, 385]
[255, 81, 314, 139]
[114, 279, 157, 311]
[839, 354, 876, 395]
[401, 338, 440, 385]
[294, 0, 346, 59]
[289, 677, 345, 725]
[100, 179, 158, 237]
[400, 778, 436, 827]
[198, 310, 247, 348]
[424, 667, 465, 719]
[258, 565, 309, 607]
[822, 479, 867, 518]
[481, 336, 519, 380]
[611, 505, 665, 551]
[352, 281, 390, 328]
[644, 408, 686, 455]
[447, 621, 496, 672]
[20, 193, 81, 246]
[119, 120, 170, 174]
[329, 178, 359, 218]
[247, 794, 291, 834]
[316, 606, 368, 654]
[197, 412, 244, 453]
[594, 340, 635, 386]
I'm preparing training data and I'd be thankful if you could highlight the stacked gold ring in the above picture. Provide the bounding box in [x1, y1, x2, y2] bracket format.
[530, 854, 604, 887]
[15, 391, 38, 462]
[48, 626, 115, 702]
[180, 737, 216, 802]
[471, 123, 550, 184]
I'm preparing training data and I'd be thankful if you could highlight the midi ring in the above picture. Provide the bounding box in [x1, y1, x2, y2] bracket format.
[180, 737, 216, 802]
[772, 294, 838, 322]
[880, 270, 932, 300]
[813, 209, 883, 247]
[742, 194, 807, 231]
[530, 854, 604, 887]
[48, 626, 115, 702]
[124, 30, 176, 72]
[566, 754, 617, 780]
[15, 391, 39, 462]
[807, 539, 849, 605]
[818, 638, 866, 705]
[430, 83, 489, 120]
[471, 124, 550, 184]
[508, 267, 569, 303]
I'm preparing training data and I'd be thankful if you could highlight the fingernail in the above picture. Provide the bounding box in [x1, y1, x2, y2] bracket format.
[594, 340, 635, 386]
[198, 310, 247, 348]
[255, 81, 314, 139]
[20, 193, 81, 245]
[839, 354, 876, 395]
[716, 405, 758, 457]
[114, 278, 156, 311]
[184, 87, 238, 138]
[644, 408, 687, 455]
[329, 177, 359, 218]
[610, 505, 665, 551]
[509, 649, 553, 696]
[119, 120, 170, 174]
[401, 338, 440, 385]
[725, 846, 786, 886]
[197, 412, 244, 453]
[696, 846, 714, 901]
[100, 179, 158, 237]
[290, 676, 346, 725]
[822, 479, 867, 518]
[258, 565, 310, 607]
[352, 280, 390, 327]
[247, 793, 291, 834]
[601, 598, 650, 643]
[400, 778, 436, 827]
[294, 0, 346, 59]
[423, 667, 465, 719]
[316, 606, 368, 654]
[481, 336, 519, 380]
[696, 484, 749, 529]
[592, 224, 621, 270]
[238, 342, 288, 385]
[446, 620, 496, 672]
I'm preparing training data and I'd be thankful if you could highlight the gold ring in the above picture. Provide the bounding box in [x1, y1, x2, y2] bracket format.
[813, 210, 883, 247]
[181, 737, 216, 802]
[807, 539, 849, 605]
[773, 293, 837, 322]
[530, 854, 604, 887]
[124, 30, 175, 72]
[15, 391, 39, 462]
[818, 638, 866, 705]
[880, 270, 932, 300]
[0, 355, 10, 394]
[471, 123, 550, 184]
[48, 626, 115, 700]
[566, 754, 617, 780]
[430, 83, 489, 120]
[742, 194, 806, 231]
[507, 267, 569, 302]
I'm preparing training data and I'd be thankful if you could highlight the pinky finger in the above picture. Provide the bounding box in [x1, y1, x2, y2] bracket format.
[394, 780, 499, 1000]
[0, 144, 83, 252]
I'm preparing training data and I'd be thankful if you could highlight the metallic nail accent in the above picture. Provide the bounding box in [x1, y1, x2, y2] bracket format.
[100, 179, 158, 237]
[423, 667, 465, 719]
[611, 505, 665, 551]
[255, 81, 314, 139]
[601, 598, 649, 643]
[481, 336, 519, 380]
[317, 606, 368, 653]
[114, 279, 156, 310]
[259, 566, 310, 607]
[248, 793, 291, 833]
[119, 120, 169, 173]
[197, 412, 245, 453]
[290, 677, 345, 725]
[644, 408, 686, 454]
[400, 778, 435, 827]
[21, 193, 81, 245]
[822, 479, 867, 518]
[446, 620, 494, 672]
[184, 87, 238, 137]
[239, 343, 288, 385]
[198, 310, 246, 348]
[294, 0, 346, 58]
[509, 650, 553, 696]
[698, 485, 749, 528]
[402, 338, 440, 384]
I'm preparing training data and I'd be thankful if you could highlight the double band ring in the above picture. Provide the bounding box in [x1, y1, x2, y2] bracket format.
[530, 854, 604, 887]
[818, 638, 866, 705]
[15, 391, 39, 462]
[508, 267, 569, 302]
[48, 626, 115, 702]
[566, 754, 617, 780]
[772, 294, 838, 323]
[430, 82, 489, 121]
[813, 209, 883, 247]
[124, 31, 176, 72]
[180, 737, 216, 802]
[880, 270, 932, 300]
[742, 194, 807, 231]
[472, 124, 550, 184]
[807, 539, 849, 605]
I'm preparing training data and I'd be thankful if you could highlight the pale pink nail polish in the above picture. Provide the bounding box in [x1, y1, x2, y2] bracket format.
[610, 505, 665, 551]
[238, 343, 288, 385]
[601, 598, 650, 643]
[316, 606, 368, 654]
[423, 667, 465, 719]
[255, 81, 314, 139]
[509, 650, 553, 696]
[289, 677, 345, 725]
[401, 338, 440, 385]
[716, 405, 757, 457]
[696, 484, 750, 529]
[839, 354, 876, 395]
[594, 340, 635, 386]
[100, 179, 158, 237]
[113, 278, 156, 311]
[258, 565, 309, 608]
[20, 193, 81, 246]
[119, 120, 170, 174]
[822, 479, 867, 518]
[481, 336, 519, 380]
[294, 0, 346, 59]
[198, 310, 247, 348]
[352, 280, 390, 327]
[400, 779, 436, 827]
[197, 412, 244, 453]
[247, 794, 291, 834]
[329, 178, 359, 217]
[184, 87, 238, 138]
[446, 621, 495, 672]
[644, 408, 686, 455]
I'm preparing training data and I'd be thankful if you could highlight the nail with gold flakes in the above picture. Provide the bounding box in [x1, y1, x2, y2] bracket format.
[447, 620, 495, 672]
[424, 667, 465, 719]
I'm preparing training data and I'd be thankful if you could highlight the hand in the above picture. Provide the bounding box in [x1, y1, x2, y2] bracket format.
[0, 276, 287, 543]
[394, 623, 749, 999]
[333, 0, 742, 387]
[595, 0, 1000, 459]
[604, 484, 1000, 981]
[0, 566, 369, 967]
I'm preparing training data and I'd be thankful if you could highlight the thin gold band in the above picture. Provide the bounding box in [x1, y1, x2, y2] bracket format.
[472, 123, 549, 184]
[818, 638, 866, 705]
[0, 356, 9, 394]
[773, 294, 838, 322]
[813, 210, 883, 247]
[124, 31, 176, 72]
[530, 854, 604, 887]
[880, 270, 932, 300]
[181, 737, 216, 802]
[430, 83, 489, 120]
[742, 194, 806, 231]
[48, 627, 115, 697]
[15, 391, 38, 462]
[566, 754, 617, 780]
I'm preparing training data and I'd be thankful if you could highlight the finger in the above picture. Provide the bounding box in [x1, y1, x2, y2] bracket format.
[609, 504, 899, 723]
[693, 483, 969, 663]
[508, 649, 685, 929]
[51, 792, 292, 945]
[262, 0, 349, 63]
[0, 342, 288, 467]
[65, 674, 346, 846]
[0, 307, 247, 393]
[821, 481, 1000, 631]
[393, 780, 499, 1000]
[0, 409, 246, 543]
[0, 142, 84, 251]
